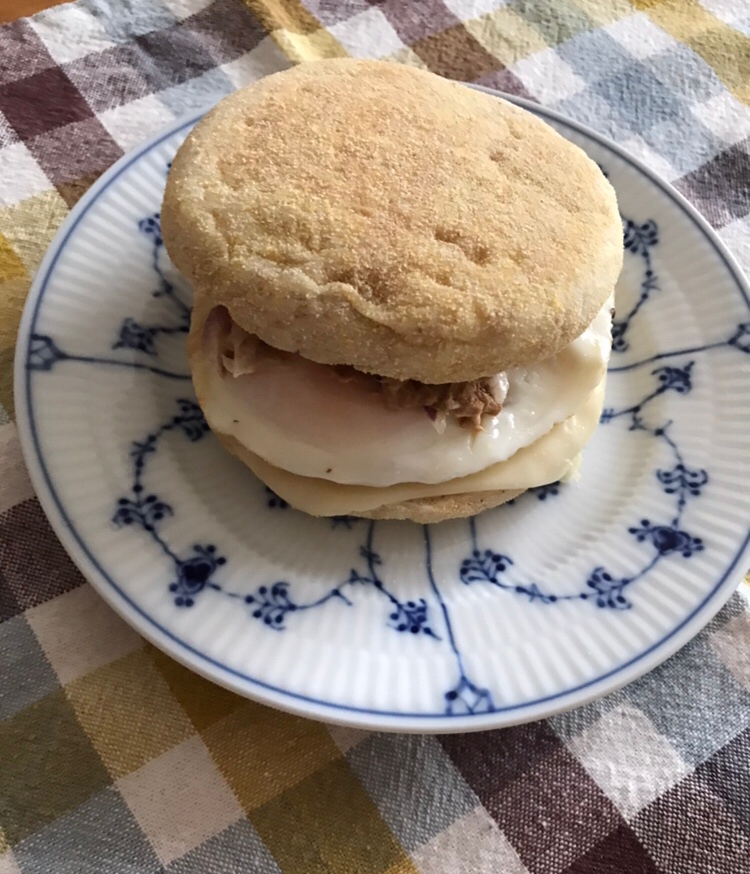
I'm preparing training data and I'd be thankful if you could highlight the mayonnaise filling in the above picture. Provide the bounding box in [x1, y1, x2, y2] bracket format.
[193, 298, 613, 488]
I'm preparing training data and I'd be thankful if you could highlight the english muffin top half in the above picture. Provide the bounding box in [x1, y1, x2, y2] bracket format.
[162, 58, 622, 385]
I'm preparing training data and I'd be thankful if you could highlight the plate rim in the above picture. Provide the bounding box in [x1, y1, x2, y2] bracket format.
[13, 88, 750, 733]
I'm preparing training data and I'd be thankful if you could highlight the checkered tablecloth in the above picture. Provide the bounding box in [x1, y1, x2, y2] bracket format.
[2, 1, 750, 872]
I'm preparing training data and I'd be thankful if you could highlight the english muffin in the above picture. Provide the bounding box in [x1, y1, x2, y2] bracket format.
[161, 59, 622, 523]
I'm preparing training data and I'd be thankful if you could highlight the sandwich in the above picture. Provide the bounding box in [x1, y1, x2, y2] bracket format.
[161, 59, 622, 524]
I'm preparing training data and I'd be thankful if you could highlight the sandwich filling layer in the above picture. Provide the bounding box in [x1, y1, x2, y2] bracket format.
[192, 298, 613, 489]
[212, 379, 605, 516]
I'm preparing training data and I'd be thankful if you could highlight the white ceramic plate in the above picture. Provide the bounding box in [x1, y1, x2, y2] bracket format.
[14, 89, 750, 733]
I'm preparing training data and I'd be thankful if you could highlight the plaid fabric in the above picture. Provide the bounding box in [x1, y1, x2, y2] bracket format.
[2, 0, 750, 871]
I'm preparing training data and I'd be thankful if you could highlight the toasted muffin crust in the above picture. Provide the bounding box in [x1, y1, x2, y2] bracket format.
[163, 59, 622, 383]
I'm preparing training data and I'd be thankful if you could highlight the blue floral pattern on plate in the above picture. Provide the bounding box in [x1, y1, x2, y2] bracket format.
[29, 198, 748, 715]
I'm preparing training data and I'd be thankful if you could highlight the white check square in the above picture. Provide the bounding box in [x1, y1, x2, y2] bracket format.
[512, 48, 587, 104]
[329, 7, 405, 59]
[605, 13, 677, 60]
[568, 702, 691, 818]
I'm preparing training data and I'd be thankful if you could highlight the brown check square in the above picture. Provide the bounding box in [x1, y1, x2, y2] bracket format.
[634, 775, 750, 873]
[675, 136, 750, 229]
[0, 67, 94, 141]
[26, 117, 123, 191]
[0, 564, 21, 622]
[64, 45, 154, 114]
[695, 725, 750, 837]
[183, 0, 267, 64]
[375, 0, 460, 44]
[0, 499, 85, 614]
[441, 721, 563, 804]
[134, 24, 220, 92]
[410, 22, 505, 81]
[489, 746, 624, 874]
[561, 824, 661, 874]
[0, 20, 57, 87]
